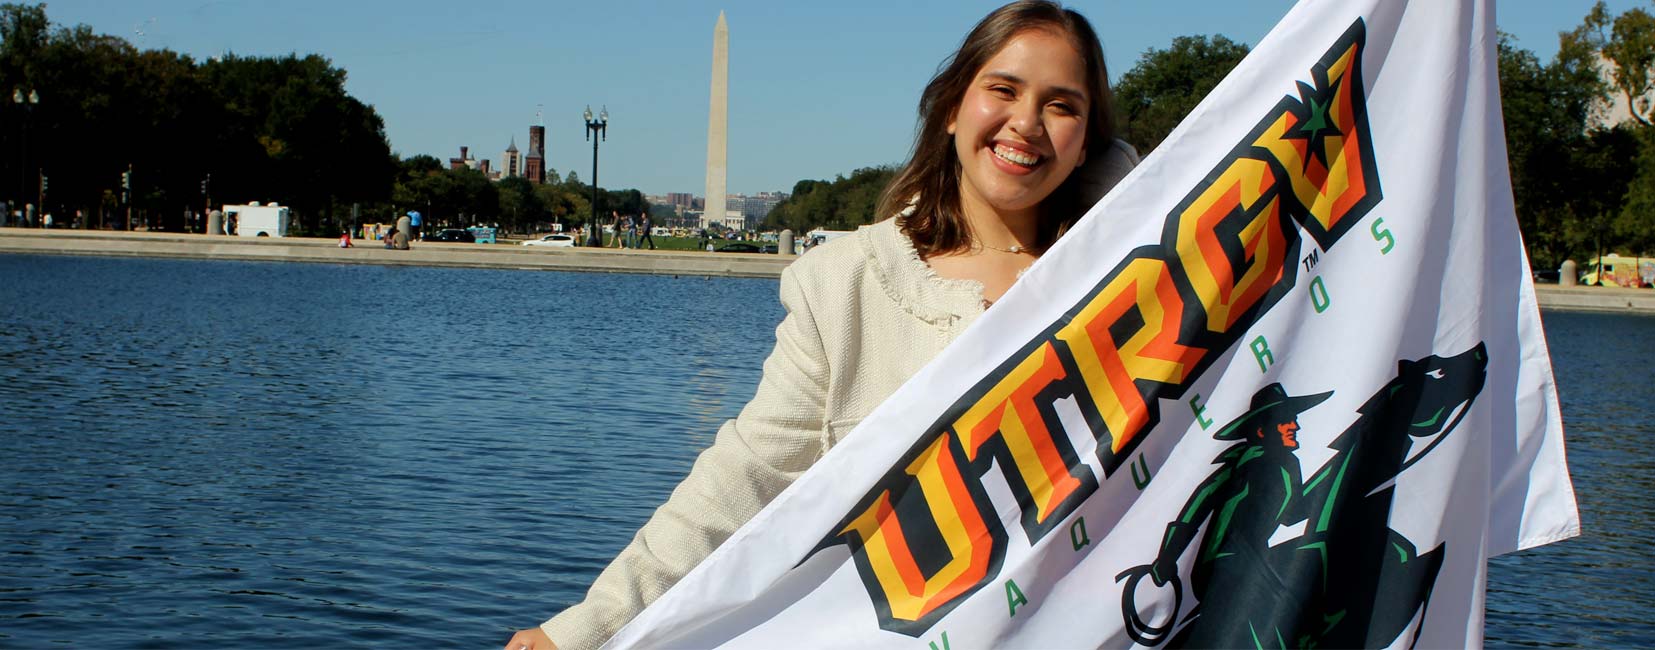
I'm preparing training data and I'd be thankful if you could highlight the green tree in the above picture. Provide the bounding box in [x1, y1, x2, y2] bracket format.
[496, 176, 542, 233]
[1615, 128, 1655, 252]
[1577, 0, 1655, 254]
[1113, 35, 1251, 155]
[1498, 31, 1615, 267]
[534, 179, 589, 227]
[1574, 1, 1655, 126]
[201, 53, 394, 233]
[1, 3, 393, 231]
[391, 154, 443, 222]
[764, 166, 894, 233]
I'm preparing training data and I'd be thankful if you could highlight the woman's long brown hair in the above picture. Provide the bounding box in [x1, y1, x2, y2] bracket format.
[877, 1, 1116, 257]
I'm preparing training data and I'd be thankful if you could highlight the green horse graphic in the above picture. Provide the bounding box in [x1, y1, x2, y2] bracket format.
[1119, 343, 1488, 648]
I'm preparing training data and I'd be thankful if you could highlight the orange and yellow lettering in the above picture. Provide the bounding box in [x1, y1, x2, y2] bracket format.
[1176, 157, 1290, 333]
[1253, 43, 1371, 233]
[840, 433, 992, 623]
[1056, 258, 1205, 455]
[953, 342, 1086, 524]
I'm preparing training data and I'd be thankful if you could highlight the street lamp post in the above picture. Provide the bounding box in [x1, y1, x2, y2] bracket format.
[201, 173, 211, 234]
[583, 105, 608, 247]
[13, 88, 38, 225]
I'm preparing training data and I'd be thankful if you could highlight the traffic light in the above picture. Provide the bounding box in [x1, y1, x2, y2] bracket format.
[120, 170, 130, 190]
[39, 174, 46, 195]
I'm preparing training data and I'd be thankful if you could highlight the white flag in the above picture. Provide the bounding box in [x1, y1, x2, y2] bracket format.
[607, 0, 1579, 647]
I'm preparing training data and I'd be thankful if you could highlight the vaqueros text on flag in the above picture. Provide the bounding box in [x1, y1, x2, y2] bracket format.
[603, 0, 1580, 647]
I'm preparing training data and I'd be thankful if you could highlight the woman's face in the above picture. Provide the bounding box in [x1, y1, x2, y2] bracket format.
[949, 28, 1090, 223]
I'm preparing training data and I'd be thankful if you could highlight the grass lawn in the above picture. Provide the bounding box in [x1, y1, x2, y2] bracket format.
[503, 234, 773, 252]
[596, 235, 766, 252]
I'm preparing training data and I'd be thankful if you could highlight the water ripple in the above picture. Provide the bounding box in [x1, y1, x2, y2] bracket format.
[0, 255, 778, 648]
[1, 255, 1648, 647]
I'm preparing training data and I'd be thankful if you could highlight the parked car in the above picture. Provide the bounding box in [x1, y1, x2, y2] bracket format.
[716, 242, 763, 253]
[522, 234, 576, 248]
[425, 228, 474, 243]
[761, 244, 779, 254]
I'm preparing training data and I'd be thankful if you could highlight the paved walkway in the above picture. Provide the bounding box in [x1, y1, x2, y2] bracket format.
[0, 228, 791, 279]
[2, 227, 1651, 314]
[1533, 284, 1655, 314]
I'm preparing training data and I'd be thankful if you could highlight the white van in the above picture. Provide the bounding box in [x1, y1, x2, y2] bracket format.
[805, 228, 855, 249]
[225, 202, 290, 237]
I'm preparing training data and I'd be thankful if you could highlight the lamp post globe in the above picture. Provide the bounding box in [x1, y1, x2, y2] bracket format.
[13, 88, 39, 223]
[583, 105, 609, 248]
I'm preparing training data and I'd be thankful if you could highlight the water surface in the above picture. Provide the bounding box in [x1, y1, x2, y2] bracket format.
[0, 255, 1647, 647]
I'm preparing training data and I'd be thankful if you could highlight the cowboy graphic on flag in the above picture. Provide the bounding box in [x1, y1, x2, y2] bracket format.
[1121, 344, 1488, 648]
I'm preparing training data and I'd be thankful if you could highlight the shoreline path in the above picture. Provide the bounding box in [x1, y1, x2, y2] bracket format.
[0, 227, 789, 279]
[2, 227, 1651, 314]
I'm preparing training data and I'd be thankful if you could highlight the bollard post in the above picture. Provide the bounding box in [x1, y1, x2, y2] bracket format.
[207, 210, 224, 236]
[1560, 260, 1577, 287]
[780, 229, 795, 255]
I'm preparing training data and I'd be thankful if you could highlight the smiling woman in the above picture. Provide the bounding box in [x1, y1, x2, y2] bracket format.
[502, 3, 1139, 649]
[933, 28, 1098, 303]
[949, 31, 1091, 243]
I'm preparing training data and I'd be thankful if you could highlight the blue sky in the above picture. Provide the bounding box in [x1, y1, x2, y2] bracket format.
[39, 1, 1644, 196]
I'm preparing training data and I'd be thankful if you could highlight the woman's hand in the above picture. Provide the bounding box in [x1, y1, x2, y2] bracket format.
[502, 626, 558, 650]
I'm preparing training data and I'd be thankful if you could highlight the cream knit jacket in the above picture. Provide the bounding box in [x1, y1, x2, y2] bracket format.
[542, 140, 1139, 650]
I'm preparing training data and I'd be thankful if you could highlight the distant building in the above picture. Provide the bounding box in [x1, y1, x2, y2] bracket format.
[527, 124, 547, 184]
[448, 146, 477, 171]
[502, 138, 521, 178]
[715, 209, 746, 231]
[1592, 53, 1655, 129]
[721, 191, 786, 228]
[524, 153, 543, 184]
[645, 194, 672, 211]
[743, 191, 786, 222]
[666, 192, 697, 212]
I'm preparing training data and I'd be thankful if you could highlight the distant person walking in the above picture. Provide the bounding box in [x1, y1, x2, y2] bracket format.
[637, 213, 656, 250]
[407, 211, 423, 241]
[610, 212, 624, 248]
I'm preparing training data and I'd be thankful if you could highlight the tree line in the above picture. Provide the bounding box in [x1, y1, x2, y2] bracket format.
[1499, 1, 1655, 268]
[390, 157, 647, 233]
[6, 0, 1652, 263]
[766, 3, 1654, 269]
[0, 3, 648, 235]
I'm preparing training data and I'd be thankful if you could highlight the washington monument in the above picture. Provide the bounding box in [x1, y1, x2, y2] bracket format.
[703, 11, 728, 231]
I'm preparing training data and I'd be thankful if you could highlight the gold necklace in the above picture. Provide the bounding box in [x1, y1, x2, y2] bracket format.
[980, 241, 1030, 254]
